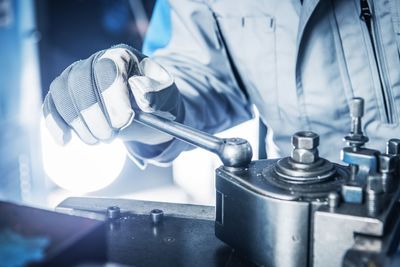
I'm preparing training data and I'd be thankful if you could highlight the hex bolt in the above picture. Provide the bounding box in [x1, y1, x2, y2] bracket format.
[291, 131, 320, 164]
[387, 139, 400, 156]
[328, 191, 340, 210]
[107, 206, 121, 220]
[150, 209, 164, 224]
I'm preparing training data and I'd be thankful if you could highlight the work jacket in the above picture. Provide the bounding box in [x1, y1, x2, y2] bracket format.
[128, 0, 400, 165]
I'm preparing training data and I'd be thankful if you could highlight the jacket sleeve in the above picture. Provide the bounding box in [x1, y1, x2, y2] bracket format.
[125, 0, 253, 167]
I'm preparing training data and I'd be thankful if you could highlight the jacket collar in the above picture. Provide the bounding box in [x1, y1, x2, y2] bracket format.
[297, 0, 321, 45]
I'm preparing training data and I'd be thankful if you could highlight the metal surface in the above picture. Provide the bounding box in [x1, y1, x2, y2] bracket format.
[133, 111, 253, 168]
[215, 166, 311, 267]
[57, 197, 256, 267]
[57, 197, 215, 221]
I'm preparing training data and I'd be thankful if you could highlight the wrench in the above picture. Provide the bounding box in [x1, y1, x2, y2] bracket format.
[132, 111, 253, 168]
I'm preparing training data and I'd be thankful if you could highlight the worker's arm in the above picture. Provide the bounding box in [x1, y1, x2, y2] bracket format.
[42, 0, 253, 168]
[124, 0, 253, 166]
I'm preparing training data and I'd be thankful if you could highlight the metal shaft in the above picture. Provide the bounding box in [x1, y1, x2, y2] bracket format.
[133, 111, 253, 168]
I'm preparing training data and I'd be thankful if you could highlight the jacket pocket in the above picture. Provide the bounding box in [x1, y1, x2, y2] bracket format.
[214, 15, 281, 121]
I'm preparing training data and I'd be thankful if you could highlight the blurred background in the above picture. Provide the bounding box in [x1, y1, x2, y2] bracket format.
[0, 0, 259, 209]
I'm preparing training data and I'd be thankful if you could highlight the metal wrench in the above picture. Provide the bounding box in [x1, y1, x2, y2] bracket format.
[132, 111, 253, 168]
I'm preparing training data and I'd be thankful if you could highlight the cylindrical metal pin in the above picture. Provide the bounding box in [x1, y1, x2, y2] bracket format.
[328, 192, 340, 209]
[150, 209, 164, 224]
[107, 206, 121, 220]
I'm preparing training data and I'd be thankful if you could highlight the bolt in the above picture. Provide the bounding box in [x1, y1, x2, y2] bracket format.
[291, 148, 319, 164]
[344, 98, 369, 149]
[328, 191, 340, 209]
[366, 176, 384, 216]
[292, 131, 319, 150]
[150, 209, 164, 224]
[107, 206, 121, 220]
[350, 97, 364, 119]
[291, 131, 319, 164]
[387, 139, 400, 156]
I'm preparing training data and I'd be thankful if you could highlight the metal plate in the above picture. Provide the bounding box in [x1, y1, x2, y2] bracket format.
[57, 197, 257, 267]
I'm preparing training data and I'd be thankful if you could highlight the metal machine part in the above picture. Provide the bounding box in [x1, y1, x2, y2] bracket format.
[215, 98, 400, 267]
[130, 98, 400, 267]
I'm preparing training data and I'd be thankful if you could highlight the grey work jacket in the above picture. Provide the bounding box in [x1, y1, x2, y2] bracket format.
[131, 0, 400, 165]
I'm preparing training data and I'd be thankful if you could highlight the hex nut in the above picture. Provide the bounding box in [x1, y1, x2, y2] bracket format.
[291, 148, 318, 164]
[292, 131, 320, 150]
[379, 154, 396, 173]
[387, 139, 400, 155]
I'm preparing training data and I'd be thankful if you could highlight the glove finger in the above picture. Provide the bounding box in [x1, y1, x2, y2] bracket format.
[130, 58, 176, 112]
[42, 93, 72, 145]
[68, 54, 113, 141]
[129, 75, 178, 120]
[94, 48, 135, 129]
[128, 75, 156, 112]
[50, 70, 98, 145]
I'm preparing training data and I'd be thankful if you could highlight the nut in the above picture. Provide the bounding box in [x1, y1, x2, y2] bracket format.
[291, 148, 318, 164]
[292, 131, 319, 150]
[379, 154, 396, 173]
[387, 139, 400, 155]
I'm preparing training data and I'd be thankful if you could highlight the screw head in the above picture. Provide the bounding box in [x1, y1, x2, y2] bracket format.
[292, 131, 320, 150]
[387, 139, 400, 155]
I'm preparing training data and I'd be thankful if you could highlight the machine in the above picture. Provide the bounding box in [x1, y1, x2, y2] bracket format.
[131, 97, 400, 267]
[2, 97, 399, 266]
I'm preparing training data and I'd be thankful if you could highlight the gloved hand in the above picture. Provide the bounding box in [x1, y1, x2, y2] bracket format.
[42, 45, 183, 146]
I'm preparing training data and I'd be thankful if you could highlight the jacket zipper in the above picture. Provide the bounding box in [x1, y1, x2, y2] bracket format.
[360, 0, 394, 124]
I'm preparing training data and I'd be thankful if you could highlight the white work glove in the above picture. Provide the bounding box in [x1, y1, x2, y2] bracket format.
[42, 45, 183, 146]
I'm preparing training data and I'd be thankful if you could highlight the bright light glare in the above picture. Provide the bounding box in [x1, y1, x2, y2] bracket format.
[40, 119, 126, 193]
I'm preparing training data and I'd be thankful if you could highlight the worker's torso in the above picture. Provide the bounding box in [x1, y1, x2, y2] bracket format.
[209, 0, 400, 161]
